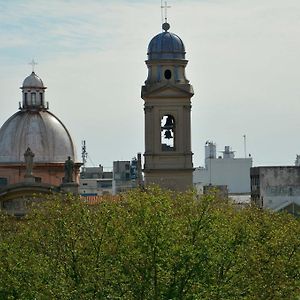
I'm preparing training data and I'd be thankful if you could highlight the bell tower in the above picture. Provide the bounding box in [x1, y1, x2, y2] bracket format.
[141, 22, 194, 191]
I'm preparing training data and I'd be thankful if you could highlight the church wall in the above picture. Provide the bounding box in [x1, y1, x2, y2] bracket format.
[0, 164, 80, 187]
[145, 170, 193, 191]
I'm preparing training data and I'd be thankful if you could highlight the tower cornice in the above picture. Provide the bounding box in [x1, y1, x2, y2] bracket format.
[141, 82, 194, 99]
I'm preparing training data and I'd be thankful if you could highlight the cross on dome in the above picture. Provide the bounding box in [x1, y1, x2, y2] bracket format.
[28, 59, 38, 72]
[161, 1, 171, 24]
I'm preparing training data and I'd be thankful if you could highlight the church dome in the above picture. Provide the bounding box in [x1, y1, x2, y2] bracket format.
[22, 72, 45, 88]
[0, 110, 76, 163]
[147, 23, 186, 60]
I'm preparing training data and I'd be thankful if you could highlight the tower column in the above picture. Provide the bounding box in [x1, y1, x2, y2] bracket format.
[141, 23, 195, 191]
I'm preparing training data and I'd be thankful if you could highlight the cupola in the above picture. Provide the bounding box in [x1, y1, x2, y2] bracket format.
[144, 23, 189, 86]
[147, 23, 186, 60]
[20, 71, 47, 110]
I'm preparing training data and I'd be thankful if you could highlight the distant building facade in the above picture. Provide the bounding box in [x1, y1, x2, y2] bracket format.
[193, 142, 252, 194]
[251, 166, 300, 215]
[80, 165, 113, 196]
[112, 155, 142, 195]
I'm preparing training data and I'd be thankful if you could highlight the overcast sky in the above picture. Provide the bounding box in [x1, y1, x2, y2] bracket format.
[0, 0, 300, 168]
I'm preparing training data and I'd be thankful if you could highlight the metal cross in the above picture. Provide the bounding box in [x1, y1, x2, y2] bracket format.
[161, 1, 171, 24]
[29, 59, 38, 72]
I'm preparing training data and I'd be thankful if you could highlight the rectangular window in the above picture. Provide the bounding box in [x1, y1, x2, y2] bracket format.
[0, 177, 7, 187]
[31, 93, 36, 105]
[35, 177, 41, 183]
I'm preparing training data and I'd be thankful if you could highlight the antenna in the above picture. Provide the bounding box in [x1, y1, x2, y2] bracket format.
[161, 1, 171, 24]
[81, 140, 88, 167]
[29, 59, 38, 72]
[243, 134, 247, 158]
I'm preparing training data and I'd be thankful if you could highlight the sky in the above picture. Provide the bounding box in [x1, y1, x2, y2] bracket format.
[0, 0, 300, 168]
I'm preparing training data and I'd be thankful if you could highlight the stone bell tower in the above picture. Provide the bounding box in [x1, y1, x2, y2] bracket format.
[141, 22, 194, 191]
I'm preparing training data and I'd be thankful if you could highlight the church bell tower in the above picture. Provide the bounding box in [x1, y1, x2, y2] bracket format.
[141, 22, 194, 191]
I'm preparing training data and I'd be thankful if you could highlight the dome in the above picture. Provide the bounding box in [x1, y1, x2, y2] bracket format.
[147, 23, 186, 60]
[0, 110, 76, 163]
[22, 72, 45, 88]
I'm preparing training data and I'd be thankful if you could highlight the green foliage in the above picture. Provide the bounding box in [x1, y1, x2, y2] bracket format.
[0, 187, 299, 299]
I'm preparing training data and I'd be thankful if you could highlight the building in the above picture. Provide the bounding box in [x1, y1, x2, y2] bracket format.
[0, 71, 80, 215]
[141, 22, 194, 191]
[112, 155, 142, 195]
[194, 142, 252, 194]
[80, 165, 113, 196]
[251, 166, 300, 215]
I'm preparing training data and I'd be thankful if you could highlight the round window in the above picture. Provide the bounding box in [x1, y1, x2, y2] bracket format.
[164, 69, 172, 80]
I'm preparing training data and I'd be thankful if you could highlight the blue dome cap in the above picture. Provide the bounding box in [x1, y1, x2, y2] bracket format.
[147, 23, 186, 60]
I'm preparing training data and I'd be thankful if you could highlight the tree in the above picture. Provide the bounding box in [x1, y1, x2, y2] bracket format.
[0, 187, 299, 299]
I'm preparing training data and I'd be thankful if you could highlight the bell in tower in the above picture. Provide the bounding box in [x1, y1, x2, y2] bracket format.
[141, 22, 195, 191]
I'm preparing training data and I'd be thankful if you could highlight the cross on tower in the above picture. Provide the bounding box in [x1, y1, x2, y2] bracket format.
[29, 59, 38, 72]
[161, 1, 171, 24]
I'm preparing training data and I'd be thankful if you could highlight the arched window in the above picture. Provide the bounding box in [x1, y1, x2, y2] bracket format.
[161, 115, 175, 151]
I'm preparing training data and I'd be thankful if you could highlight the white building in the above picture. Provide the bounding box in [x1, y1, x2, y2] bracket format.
[193, 142, 252, 194]
[80, 165, 113, 196]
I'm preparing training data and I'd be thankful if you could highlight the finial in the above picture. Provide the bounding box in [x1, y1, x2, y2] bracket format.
[162, 22, 170, 32]
[28, 59, 38, 72]
[161, 1, 171, 25]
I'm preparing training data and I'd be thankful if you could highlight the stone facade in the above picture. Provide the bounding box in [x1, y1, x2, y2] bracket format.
[141, 23, 194, 191]
[251, 166, 300, 215]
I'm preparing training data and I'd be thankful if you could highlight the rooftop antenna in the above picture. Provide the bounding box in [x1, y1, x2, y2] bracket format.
[161, 1, 171, 25]
[243, 134, 247, 158]
[81, 140, 88, 168]
[29, 59, 38, 72]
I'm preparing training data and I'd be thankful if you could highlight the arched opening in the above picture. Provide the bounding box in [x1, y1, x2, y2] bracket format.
[161, 115, 175, 151]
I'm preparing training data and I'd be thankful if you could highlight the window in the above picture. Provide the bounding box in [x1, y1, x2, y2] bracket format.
[31, 93, 36, 105]
[0, 177, 8, 187]
[35, 177, 41, 183]
[24, 93, 28, 105]
[99, 181, 112, 188]
[161, 115, 175, 151]
[164, 69, 172, 80]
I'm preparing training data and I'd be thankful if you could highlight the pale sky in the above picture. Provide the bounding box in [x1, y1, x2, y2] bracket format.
[0, 0, 300, 168]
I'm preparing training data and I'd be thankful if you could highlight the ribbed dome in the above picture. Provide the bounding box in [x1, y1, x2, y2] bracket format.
[0, 110, 76, 163]
[147, 23, 185, 60]
[22, 72, 44, 88]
